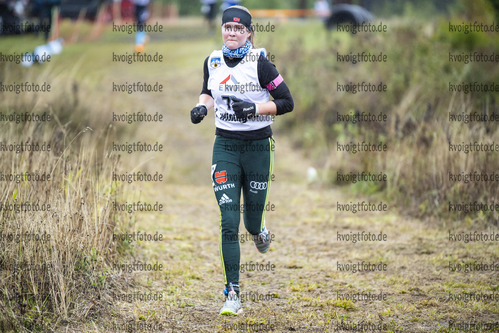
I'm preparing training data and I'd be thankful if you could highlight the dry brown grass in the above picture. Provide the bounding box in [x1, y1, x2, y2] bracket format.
[1, 13, 498, 333]
[0, 53, 131, 332]
[271, 16, 499, 223]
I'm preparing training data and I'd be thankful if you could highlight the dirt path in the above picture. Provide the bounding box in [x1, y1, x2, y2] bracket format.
[65, 29, 498, 333]
[102, 129, 498, 333]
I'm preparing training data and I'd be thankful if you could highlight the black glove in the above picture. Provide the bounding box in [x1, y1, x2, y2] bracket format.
[190, 105, 207, 124]
[231, 97, 257, 123]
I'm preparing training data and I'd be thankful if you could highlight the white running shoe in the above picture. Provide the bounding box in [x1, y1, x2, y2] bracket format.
[220, 284, 242, 316]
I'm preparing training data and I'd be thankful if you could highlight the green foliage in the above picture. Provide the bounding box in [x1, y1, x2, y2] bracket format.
[156, 0, 486, 18]
[241, 0, 304, 10]
[370, 0, 458, 18]
[159, 0, 306, 16]
[489, 0, 499, 20]
[263, 13, 499, 221]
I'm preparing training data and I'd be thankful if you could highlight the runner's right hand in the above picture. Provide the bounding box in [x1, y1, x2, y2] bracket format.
[190, 105, 208, 124]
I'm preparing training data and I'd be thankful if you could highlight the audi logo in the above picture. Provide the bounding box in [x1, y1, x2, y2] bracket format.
[250, 181, 267, 190]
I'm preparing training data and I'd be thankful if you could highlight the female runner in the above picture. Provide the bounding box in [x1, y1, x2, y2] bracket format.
[190, 5, 294, 315]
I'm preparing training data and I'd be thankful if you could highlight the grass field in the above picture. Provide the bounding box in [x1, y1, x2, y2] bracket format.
[0, 16, 498, 333]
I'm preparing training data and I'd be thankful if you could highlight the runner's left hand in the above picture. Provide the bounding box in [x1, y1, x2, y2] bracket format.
[231, 97, 256, 122]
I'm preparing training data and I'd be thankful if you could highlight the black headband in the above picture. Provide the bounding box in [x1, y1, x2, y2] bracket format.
[222, 7, 252, 31]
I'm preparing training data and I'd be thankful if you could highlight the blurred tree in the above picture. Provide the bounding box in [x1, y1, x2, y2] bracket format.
[156, 0, 202, 15]
[155, 0, 494, 16]
[241, 0, 302, 10]
[488, 0, 499, 20]
[457, 0, 495, 21]
[368, 0, 458, 17]
[155, 0, 306, 15]
[299, 0, 307, 17]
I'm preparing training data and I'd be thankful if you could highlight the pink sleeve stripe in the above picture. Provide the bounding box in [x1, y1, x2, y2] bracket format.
[266, 74, 284, 91]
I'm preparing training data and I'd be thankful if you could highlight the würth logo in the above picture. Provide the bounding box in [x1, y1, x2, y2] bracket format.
[215, 170, 227, 184]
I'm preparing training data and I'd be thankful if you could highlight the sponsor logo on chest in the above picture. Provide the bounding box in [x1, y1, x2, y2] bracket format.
[218, 74, 264, 94]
